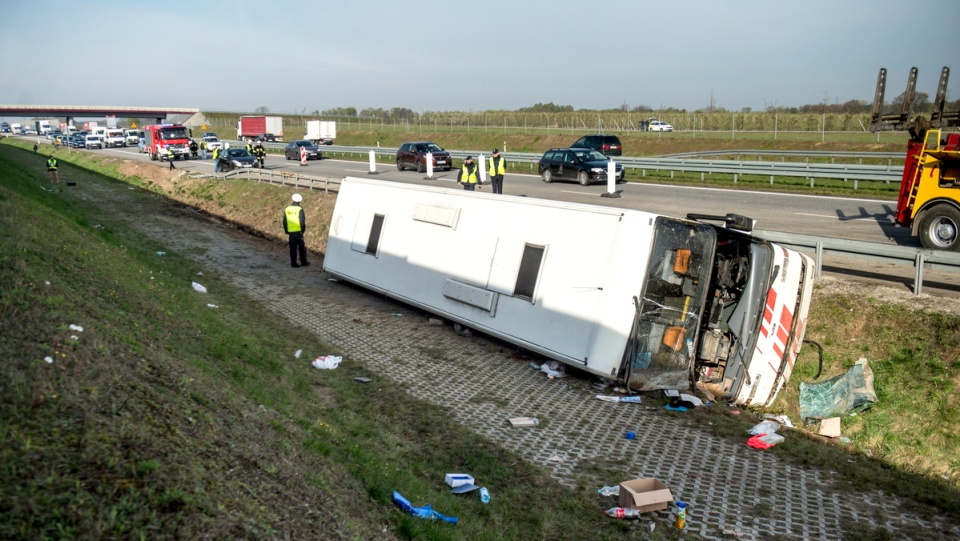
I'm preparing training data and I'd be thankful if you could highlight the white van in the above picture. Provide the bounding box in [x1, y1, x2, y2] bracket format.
[103, 128, 126, 148]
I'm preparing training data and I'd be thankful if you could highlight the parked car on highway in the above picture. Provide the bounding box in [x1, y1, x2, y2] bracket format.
[648, 120, 673, 132]
[537, 147, 624, 185]
[84, 134, 104, 149]
[217, 148, 256, 171]
[571, 134, 622, 156]
[396, 141, 452, 172]
[202, 135, 223, 153]
[203, 131, 217, 138]
[284, 140, 322, 161]
[256, 133, 278, 143]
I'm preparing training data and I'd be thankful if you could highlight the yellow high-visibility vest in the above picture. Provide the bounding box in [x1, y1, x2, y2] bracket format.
[488, 155, 506, 175]
[284, 205, 303, 233]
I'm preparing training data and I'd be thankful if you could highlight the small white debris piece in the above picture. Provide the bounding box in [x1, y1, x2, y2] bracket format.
[191, 282, 207, 293]
[44, 281, 50, 285]
[207, 304, 219, 308]
[196, 272, 203, 276]
[69, 335, 79, 341]
[156, 251, 166, 256]
[312, 355, 343, 369]
[68, 324, 83, 332]
[294, 349, 302, 359]
[44, 356, 54, 363]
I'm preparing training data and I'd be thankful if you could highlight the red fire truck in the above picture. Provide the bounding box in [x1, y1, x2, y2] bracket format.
[143, 124, 192, 161]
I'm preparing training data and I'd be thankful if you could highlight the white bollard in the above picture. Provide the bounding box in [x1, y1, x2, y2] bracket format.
[607, 159, 616, 192]
[367, 149, 379, 174]
[478, 153, 487, 185]
[425, 152, 434, 178]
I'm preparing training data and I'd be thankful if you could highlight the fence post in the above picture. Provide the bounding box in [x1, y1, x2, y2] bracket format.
[914, 253, 924, 296]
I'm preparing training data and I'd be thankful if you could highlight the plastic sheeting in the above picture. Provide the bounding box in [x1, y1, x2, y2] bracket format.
[799, 358, 878, 421]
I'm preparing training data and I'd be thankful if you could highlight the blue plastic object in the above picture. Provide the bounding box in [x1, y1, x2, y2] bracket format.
[392, 491, 459, 523]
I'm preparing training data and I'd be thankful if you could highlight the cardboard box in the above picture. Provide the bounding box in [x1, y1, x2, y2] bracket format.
[444, 473, 475, 488]
[618, 477, 673, 513]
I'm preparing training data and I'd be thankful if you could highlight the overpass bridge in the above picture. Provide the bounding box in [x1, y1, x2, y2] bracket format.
[0, 105, 200, 126]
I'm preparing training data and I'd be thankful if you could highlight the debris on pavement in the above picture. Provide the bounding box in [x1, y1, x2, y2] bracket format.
[799, 357, 878, 421]
[508, 417, 540, 427]
[748, 420, 781, 436]
[449, 483, 479, 494]
[597, 485, 620, 497]
[763, 413, 795, 428]
[596, 395, 642, 403]
[311, 355, 342, 369]
[353, 376, 372, 383]
[445, 474, 474, 488]
[391, 491, 458, 523]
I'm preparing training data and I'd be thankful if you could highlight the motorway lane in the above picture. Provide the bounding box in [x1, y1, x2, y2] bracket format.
[71, 144, 958, 295]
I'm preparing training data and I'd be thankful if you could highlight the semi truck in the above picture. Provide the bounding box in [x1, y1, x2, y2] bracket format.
[870, 66, 960, 251]
[34, 120, 51, 135]
[323, 178, 816, 408]
[237, 115, 283, 141]
[143, 123, 192, 161]
[305, 120, 336, 145]
[11, 123, 23, 134]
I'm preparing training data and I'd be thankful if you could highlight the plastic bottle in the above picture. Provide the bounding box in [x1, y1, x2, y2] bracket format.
[674, 501, 687, 529]
[604, 507, 641, 519]
[479, 487, 490, 504]
[597, 485, 620, 497]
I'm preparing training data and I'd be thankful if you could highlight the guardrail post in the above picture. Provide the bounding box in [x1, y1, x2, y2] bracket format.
[914, 252, 924, 295]
[809, 177, 814, 188]
[853, 179, 858, 190]
[815, 242, 823, 277]
[769, 175, 774, 185]
[733, 173, 737, 184]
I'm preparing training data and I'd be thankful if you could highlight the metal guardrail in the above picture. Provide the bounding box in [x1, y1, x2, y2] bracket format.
[303, 144, 905, 188]
[659, 149, 904, 162]
[754, 229, 960, 295]
[214, 167, 342, 193]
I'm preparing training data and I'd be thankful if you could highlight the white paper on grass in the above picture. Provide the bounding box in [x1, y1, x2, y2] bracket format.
[312, 355, 342, 369]
[191, 282, 207, 293]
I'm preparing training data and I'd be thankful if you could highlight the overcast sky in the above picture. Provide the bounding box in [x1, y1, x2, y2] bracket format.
[1, 0, 958, 114]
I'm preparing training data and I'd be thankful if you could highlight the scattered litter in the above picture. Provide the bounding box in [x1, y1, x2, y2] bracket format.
[818, 417, 842, 438]
[664, 389, 680, 397]
[449, 483, 479, 494]
[548, 456, 564, 462]
[311, 355, 342, 369]
[427, 318, 443, 325]
[624, 431, 636, 440]
[747, 433, 784, 449]
[747, 420, 780, 436]
[44, 356, 54, 364]
[596, 395, 642, 403]
[294, 349, 302, 359]
[479, 487, 490, 503]
[618, 478, 673, 513]
[648, 521, 656, 532]
[730, 409, 741, 415]
[604, 507, 641, 519]
[445, 473, 474, 488]
[799, 357, 878, 421]
[679, 393, 702, 407]
[94, 224, 104, 229]
[508, 417, 539, 427]
[723, 529, 745, 537]
[597, 485, 620, 497]
[327, 277, 338, 282]
[839, 437, 852, 444]
[392, 313, 404, 317]
[392, 491, 458, 523]
[155, 251, 166, 256]
[69, 335, 79, 341]
[664, 404, 688, 412]
[763, 413, 794, 428]
[353, 376, 373, 383]
[540, 364, 564, 378]
[207, 304, 219, 308]
[44, 281, 50, 285]
[68, 324, 83, 332]
[191, 282, 207, 293]
[196, 272, 203, 276]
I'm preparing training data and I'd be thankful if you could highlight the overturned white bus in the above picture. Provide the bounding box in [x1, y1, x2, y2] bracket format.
[323, 178, 815, 407]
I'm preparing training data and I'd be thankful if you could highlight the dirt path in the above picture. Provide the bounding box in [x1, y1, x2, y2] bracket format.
[33, 153, 960, 540]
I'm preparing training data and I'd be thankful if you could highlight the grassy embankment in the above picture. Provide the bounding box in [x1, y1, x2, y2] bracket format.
[2, 137, 958, 539]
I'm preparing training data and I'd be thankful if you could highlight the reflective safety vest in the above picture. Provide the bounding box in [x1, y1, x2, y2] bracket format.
[212, 147, 221, 159]
[488, 155, 506, 176]
[460, 164, 479, 184]
[167, 148, 175, 158]
[47, 157, 58, 170]
[284, 205, 303, 233]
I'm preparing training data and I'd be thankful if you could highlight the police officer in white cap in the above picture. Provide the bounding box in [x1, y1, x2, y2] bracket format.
[282, 193, 309, 267]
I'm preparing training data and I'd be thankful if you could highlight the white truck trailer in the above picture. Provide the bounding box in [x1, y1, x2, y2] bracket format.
[323, 178, 816, 407]
[305, 120, 336, 145]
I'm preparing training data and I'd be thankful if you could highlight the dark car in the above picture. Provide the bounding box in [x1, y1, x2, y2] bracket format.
[571, 134, 622, 157]
[396, 141, 452, 172]
[284, 140, 322, 161]
[256, 133, 278, 143]
[218, 148, 257, 171]
[538, 148, 625, 185]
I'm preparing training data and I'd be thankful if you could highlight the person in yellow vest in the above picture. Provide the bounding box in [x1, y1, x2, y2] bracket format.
[167, 146, 176, 169]
[213, 146, 222, 172]
[46, 156, 60, 188]
[282, 193, 309, 268]
[457, 156, 481, 191]
[488, 149, 506, 194]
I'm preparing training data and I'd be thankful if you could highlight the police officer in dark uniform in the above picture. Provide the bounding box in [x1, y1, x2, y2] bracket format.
[457, 156, 481, 191]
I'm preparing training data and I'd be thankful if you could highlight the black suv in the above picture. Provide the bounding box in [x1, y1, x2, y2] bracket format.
[571, 134, 622, 156]
[538, 148, 624, 185]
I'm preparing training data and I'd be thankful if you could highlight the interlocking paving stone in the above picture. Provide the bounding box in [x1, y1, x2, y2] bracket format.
[116, 202, 960, 541]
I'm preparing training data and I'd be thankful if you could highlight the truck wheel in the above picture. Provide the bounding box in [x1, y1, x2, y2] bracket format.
[542, 169, 553, 183]
[396, 158, 404, 171]
[919, 204, 960, 251]
[578, 171, 590, 186]
[150, 151, 157, 161]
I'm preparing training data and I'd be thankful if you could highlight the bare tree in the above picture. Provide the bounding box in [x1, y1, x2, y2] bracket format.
[254, 106, 270, 114]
